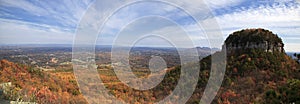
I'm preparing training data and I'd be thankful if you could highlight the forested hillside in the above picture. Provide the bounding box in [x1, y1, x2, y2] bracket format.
[0, 60, 86, 103]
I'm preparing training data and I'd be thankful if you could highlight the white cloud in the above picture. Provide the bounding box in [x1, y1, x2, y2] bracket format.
[0, 0, 299, 52]
[202, 2, 300, 51]
[96, 0, 239, 35]
[0, 0, 91, 28]
[217, 3, 299, 28]
[0, 0, 46, 16]
[0, 0, 239, 43]
[0, 0, 94, 45]
[0, 19, 74, 44]
[204, 0, 246, 9]
[93, 0, 221, 46]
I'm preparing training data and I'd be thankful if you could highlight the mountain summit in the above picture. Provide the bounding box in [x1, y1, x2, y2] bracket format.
[224, 28, 284, 54]
[184, 28, 300, 103]
[210, 28, 300, 103]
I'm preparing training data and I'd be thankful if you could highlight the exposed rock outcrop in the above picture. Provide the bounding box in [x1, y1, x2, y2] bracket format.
[224, 28, 284, 53]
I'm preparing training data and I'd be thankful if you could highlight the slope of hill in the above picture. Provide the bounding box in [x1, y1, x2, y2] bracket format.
[153, 28, 300, 103]
[0, 60, 86, 103]
[185, 28, 300, 103]
[206, 49, 299, 103]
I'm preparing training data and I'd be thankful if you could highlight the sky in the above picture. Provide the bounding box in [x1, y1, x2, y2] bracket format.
[0, 0, 299, 52]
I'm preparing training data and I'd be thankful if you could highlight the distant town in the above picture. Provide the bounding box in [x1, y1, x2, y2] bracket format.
[0, 45, 217, 72]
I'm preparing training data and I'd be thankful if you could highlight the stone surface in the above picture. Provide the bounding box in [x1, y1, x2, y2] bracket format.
[224, 28, 284, 53]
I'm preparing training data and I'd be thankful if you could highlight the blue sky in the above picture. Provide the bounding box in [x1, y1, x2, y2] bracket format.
[0, 0, 299, 52]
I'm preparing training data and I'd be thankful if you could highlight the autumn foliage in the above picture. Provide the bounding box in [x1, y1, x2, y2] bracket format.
[0, 59, 86, 103]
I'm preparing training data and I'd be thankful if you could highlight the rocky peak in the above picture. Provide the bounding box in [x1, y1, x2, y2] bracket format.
[224, 28, 284, 53]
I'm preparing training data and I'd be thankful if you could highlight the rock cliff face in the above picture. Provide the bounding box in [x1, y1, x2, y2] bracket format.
[224, 28, 284, 53]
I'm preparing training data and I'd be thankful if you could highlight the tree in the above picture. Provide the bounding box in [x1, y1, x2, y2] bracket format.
[293, 53, 300, 63]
